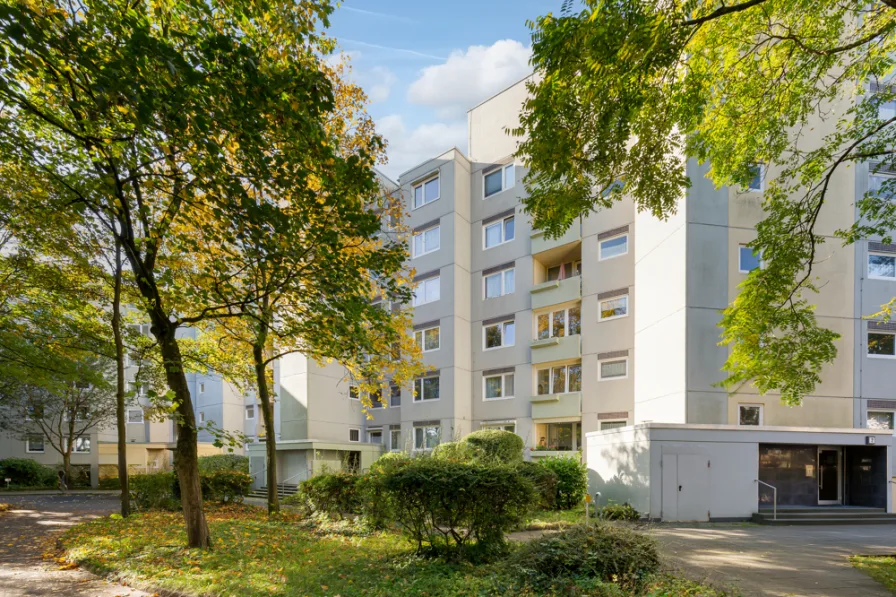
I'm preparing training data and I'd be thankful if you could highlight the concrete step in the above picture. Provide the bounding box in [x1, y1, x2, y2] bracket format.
[754, 517, 896, 526]
[753, 507, 896, 525]
[759, 507, 885, 514]
[756, 511, 893, 519]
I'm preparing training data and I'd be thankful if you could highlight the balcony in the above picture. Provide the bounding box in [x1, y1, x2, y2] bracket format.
[530, 420, 582, 454]
[529, 391, 581, 419]
[531, 220, 581, 255]
[530, 276, 581, 311]
[530, 334, 581, 365]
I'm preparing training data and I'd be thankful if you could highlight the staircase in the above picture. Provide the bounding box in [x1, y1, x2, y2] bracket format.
[753, 507, 896, 526]
[247, 483, 299, 500]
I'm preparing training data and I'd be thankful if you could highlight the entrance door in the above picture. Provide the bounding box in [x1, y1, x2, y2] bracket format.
[661, 454, 710, 521]
[817, 447, 841, 505]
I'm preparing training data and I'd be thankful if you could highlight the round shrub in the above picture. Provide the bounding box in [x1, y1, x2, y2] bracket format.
[0, 458, 57, 488]
[513, 524, 660, 589]
[286, 472, 361, 519]
[516, 461, 558, 510]
[130, 472, 178, 510]
[197, 454, 249, 473]
[431, 441, 475, 462]
[463, 429, 524, 464]
[540, 455, 587, 510]
[599, 502, 640, 521]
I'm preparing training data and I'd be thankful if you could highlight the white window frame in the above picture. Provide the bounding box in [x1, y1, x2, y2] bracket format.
[368, 428, 383, 444]
[868, 330, 896, 358]
[389, 384, 401, 408]
[483, 216, 515, 249]
[869, 170, 896, 200]
[535, 305, 581, 340]
[868, 252, 896, 280]
[415, 326, 440, 352]
[413, 175, 440, 209]
[348, 428, 361, 443]
[198, 382, 205, 394]
[73, 435, 91, 453]
[245, 405, 255, 420]
[349, 385, 361, 400]
[598, 357, 629, 381]
[483, 163, 515, 198]
[483, 267, 515, 299]
[598, 295, 629, 322]
[199, 411, 206, 423]
[483, 319, 515, 350]
[413, 276, 440, 306]
[412, 225, 440, 258]
[600, 420, 627, 430]
[738, 244, 763, 273]
[126, 408, 145, 424]
[390, 428, 402, 452]
[413, 425, 441, 451]
[413, 376, 440, 402]
[745, 164, 765, 192]
[25, 434, 45, 453]
[483, 372, 515, 401]
[598, 234, 628, 261]
[867, 410, 895, 430]
[480, 421, 516, 433]
[535, 362, 582, 396]
[738, 403, 764, 426]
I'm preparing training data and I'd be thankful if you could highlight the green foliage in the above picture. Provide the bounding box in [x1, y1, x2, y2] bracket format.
[200, 470, 251, 504]
[516, 461, 558, 511]
[198, 455, 249, 474]
[286, 473, 362, 519]
[431, 441, 476, 462]
[518, 0, 896, 404]
[98, 477, 121, 490]
[379, 458, 536, 559]
[599, 502, 640, 522]
[0, 458, 57, 488]
[463, 430, 524, 464]
[540, 455, 587, 510]
[368, 451, 411, 475]
[130, 473, 179, 511]
[513, 524, 660, 590]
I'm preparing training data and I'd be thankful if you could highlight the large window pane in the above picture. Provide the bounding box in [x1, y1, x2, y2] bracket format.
[503, 217, 515, 241]
[600, 359, 628, 379]
[568, 307, 581, 335]
[485, 325, 503, 349]
[551, 366, 566, 394]
[413, 235, 423, 257]
[869, 173, 896, 200]
[424, 177, 439, 203]
[537, 314, 550, 340]
[869, 254, 896, 279]
[425, 278, 440, 303]
[547, 265, 561, 281]
[485, 222, 502, 248]
[868, 332, 896, 356]
[504, 164, 515, 189]
[600, 235, 628, 259]
[868, 411, 895, 430]
[425, 227, 439, 251]
[425, 426, 440, 449]
[503, 322, 515, 346]
[485, 273, 501, 298]
[425, 327, 440, 351]
[552, 310, 565, 338]
[568, 364, 582, 392]
[485, 376, 503, 399]
[600, 296, 628, 320]
[423, 377, 440, 400]
[504, 374, 514, 397]
[414, 185, 423, 208]
[484, 169, 503, 196]
[536, 369, 550, 395]
[504, 269, 515, 293]
[739, 405, 762, 426]
[739, 246, 761, 272]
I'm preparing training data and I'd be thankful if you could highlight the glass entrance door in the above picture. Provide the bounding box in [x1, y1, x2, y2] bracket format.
[817, 447, 841, 505]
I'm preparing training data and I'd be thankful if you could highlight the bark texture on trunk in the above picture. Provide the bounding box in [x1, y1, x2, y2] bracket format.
[253, 312, 279, 514]
[112, 241, 130, 517]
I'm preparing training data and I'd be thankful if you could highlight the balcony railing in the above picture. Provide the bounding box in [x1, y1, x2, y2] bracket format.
[530, 334, 581, 365]
[530, 221, 581, 255]
[529, 391, 581, 419]
[530, 276, 581, 310]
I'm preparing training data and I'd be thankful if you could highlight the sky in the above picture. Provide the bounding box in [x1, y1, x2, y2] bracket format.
[327, 0, 563, 180]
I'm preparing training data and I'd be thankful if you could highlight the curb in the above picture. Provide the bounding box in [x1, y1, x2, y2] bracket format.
[1, 490, 121, 496]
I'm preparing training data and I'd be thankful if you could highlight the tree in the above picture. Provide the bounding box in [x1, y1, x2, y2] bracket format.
[517, 0, 896, 404]
[0, 357, 118, 486]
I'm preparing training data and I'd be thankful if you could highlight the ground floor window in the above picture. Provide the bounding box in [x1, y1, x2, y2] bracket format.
[390, 428, 401, 452]
[600, 421, 626, 430]
[73, 436, 91, 453]
[738, 404, 763, 426]
[368, 429, 382, 444]
[868, 411, 895, 430]
[348, 428, 360, 442]
[414, 425, 440, 450]
[26, 434, 44, 453]
[481, 421, 515, 433]
[534, 421, 580, 451]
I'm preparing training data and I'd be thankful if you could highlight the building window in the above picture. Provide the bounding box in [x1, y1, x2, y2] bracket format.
[869, 252, 896, 280]
[414, 425, 440, 450]
[481, 422, 516, 433]
[349, 385, 360, 400]
[484, 216, 515, 249]
[370, 388, 385, 409]
[483, 372, 514, 400]
[199, 382, 205, 394]
[413, 276, 440, 306]
[484, 267, 514, 299]
[484, 164, 515, 198]
[25, 434, 44, 453]
[127, 409, 145, 424]
[869, 171, 896, 201]
[415, 326, 440, 352]
[739, 245, 762, 273]
[547, 260, 581, 281]
[484, 320, 515, 350]
[368, 429, 383, 444]
[349, 428, 360, 442]
[536, 306, 581, 340]
[73, 436, 91, 453]
[390, 428, 402, 452]
[598, 358, 628, 380]
[868, 331, 896, 357]
[746, 164, 764, 191]
[738, 404, 763, 426]
[412, 225, 440, 257]
[600, 421, 626, 430]
[599, 296, 628, 321]
[245, 405, 255, 420]
[599, 234, 628, 260]
[868, 411, 895, 430]
[413, 376, 440, 402]
[535, 363, 582, 395]
[413, 175, 440, 209]
[536, 422, 580, 451]
[199, 411, 206, 423]
[390, 384, 401, 407]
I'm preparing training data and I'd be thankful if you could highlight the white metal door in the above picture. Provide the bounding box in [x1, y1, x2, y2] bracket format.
[661, 455, 679, 521]
[661, 454, 710, 521]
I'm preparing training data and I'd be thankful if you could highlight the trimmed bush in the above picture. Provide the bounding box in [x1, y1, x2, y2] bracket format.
[599, 502, 640, 521]
[380, 458, 535, 559]
[463, 429, 524, 464]
[98, 477, 121, 490]
[200, 470, 251, 503]
[513, 524, 660, 589]
[540, 455, 587, 510]
[368, 451, 411, 475]
[198, 454, 249, 474]
[130, 472, 178, 510]
[286, 472, 361, 519]
[516, 461, 558, 510]
[0, 458, 57, 488]
[431, 441, 475, 462]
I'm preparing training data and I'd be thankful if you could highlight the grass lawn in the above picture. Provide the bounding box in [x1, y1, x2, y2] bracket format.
[521, 504, 590, 530]
[850, 555, 896, 593]
[61, 504, 730, 597]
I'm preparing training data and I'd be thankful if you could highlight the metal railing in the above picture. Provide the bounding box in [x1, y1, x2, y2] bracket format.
[755, 479, 777, 520]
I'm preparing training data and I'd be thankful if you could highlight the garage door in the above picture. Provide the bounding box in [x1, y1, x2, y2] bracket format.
[661, 454, 710, 521]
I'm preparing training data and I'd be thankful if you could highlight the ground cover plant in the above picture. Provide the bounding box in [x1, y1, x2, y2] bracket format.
[850, 555, 896, 593]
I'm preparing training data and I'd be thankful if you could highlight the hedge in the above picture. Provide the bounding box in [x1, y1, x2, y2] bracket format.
[0, 458, 57, 488]
[129, 470, 250, 510]
[463, 430, 524, 464]
[516, 461, 558, 510]
[539, 454, 588, 510]
[285, 472, 361, 519]
[197, 454, 249, 474]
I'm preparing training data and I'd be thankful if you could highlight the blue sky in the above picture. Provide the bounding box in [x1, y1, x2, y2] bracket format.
[327, 0, 562, 179]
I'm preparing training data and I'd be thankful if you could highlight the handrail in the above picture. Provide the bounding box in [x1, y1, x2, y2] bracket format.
[755, 479, 777, 520]
[280, 471, 305, 486]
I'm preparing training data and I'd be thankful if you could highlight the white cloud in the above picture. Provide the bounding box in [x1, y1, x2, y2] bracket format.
[407, 40, 532, 118]
[377, 115, 467, 179]
[363, 66, 397, 103]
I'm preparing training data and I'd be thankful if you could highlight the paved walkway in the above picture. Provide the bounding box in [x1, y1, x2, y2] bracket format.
[650, 523, 896, 597]
[0, 494, 150, 597]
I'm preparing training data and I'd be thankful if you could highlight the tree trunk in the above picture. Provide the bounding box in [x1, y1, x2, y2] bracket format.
[111, 239, 129, 517]
[157, 329, 210, 548]
[62, 451, 71, 491]
[253, 312, 278, 514]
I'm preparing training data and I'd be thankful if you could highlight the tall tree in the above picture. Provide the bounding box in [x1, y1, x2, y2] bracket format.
[0, 0, 367, 547]
[518, 0, 896, 404]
